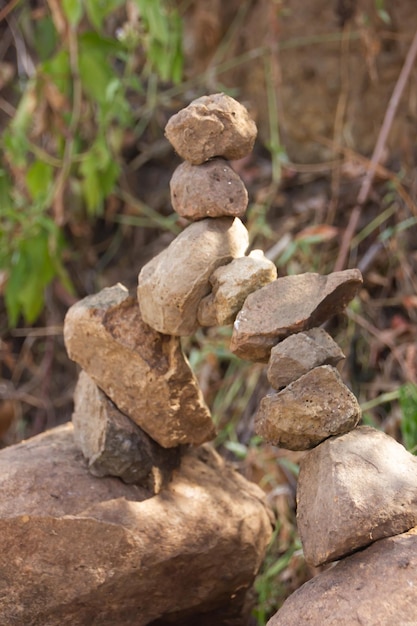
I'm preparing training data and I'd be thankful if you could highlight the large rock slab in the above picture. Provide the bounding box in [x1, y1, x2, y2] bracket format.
[297, 426, 417, 566]
[267, 528, 417, 626]
[198, 250, 277, 327]
[138, 217, 249, 336]
[64, 284, 215, 448]
[267, 328, 345, 389]
[255, 365, 361, 451]
[165, 93, 257, 165]
[170, 158, 248, 220]
[230, 269, 363, 361]
[0, 424, 274, 626]
[72, 371, 182, 491]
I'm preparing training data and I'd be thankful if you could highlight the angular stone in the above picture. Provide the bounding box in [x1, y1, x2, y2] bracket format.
[255, 365, 361, 450]
[72, 371, 181, 491]
[138, 217, 249, 336]
[64, 284, 214, 448]
[267, 328, 345, 389]
[170, 158, 248, 220]
[0, 424, 274, 626]
[198, 250, 277, 327]
[230, 269, 363, 361]
[267, 528, 417, 626]
[297, 426, 417, 566]
[165, 93, 257, 165]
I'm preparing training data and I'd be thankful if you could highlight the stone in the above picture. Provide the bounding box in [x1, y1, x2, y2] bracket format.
[198, 250, 277, 327]
[0, 423, 274, 626]
[297, 426, 417, 566]
[230, 269, 363, 361]
[254, 365, 361, 451]
[267, 328, 345, 389]
[138, 217, 249, 336]
[165, 93, 257, 165]
[170, 158, 248, 220]
[64, 284, 215, 448]
[267, 528, 417, 626]
[72, 371, 181, 491]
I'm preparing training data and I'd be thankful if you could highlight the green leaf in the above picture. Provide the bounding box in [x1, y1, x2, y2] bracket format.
[33, 15, 57, 60]
[84, 0, 125, 30]
[62, 0, 84, 27]
[26, 161, 54, 202]
[399, 383, 417, 453]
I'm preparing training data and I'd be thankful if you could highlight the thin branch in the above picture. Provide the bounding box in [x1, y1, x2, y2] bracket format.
[334, 27, 417, 272]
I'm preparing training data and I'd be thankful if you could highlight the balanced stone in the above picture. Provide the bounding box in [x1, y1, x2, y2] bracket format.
[198, 250, 277, 327]
[297, 426, 417, 566]
[230, 269, 363, 361]
[72, 371, 181, 491]
[64, 284, 215, 448]
[267, 528, 417, 626]
[255, 365, 361, 450]
[170, 158, 248, 220]
[0, 424, 274, 626]
[138, 217, 249, 336]
[165, 93, 257, 165]
[267, 328, 345, 389]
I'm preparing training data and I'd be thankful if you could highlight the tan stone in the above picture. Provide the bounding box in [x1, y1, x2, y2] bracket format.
[255, 365, 361, 450]
[165, 93, 257, 165]
[138, 217, 249, 336]
[64, 284, 215, 448]
[267, 528, 417, 626]
[170, 158, 248, 220]
[72, 371, 181, 491]
[267, 328, 345, 389]
[297, 426, 417, 566]
[230, 269, 363, 361]
[198, 250, 277, 326]
[0, 424, 274, 626]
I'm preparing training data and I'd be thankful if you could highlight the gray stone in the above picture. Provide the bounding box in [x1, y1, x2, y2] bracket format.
[0, 424, 274, 626]
[255, 365, 361, 450]
[198, 250, 277, 327]
[267, 528, 417, 626]
[297, 426, 417, 566]
[230, 269, 363, 362]
[165, 93, 257, 165]
[64, 284, 215, 448]
[267, 328, 345, 389]
[138, 217, 249, 336]
[170, 158, 248, 220]
[72, 371, 181, 491]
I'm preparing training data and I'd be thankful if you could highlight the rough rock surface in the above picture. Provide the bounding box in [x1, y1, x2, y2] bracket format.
[165, 93, 257, 165]
[297, 426, 417, 566]
[255, 365, 361, 450]
[64, 284, 215, 448]
[267, 328, 345, 389]
[267, 528, 417, 626]
[72, 371, 181, 490]
[198, 250, 277, 327]
[0, 424, 274, 626]
[170, 158, 248, 220]
[138, 217, 249, 335]
[230, 269, 363, 361]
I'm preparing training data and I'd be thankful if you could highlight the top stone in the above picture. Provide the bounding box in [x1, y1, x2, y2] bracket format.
[164, 93, 257, 165]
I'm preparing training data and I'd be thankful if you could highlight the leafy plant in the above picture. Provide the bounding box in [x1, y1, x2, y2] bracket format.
[399, 383, 417, 454]
[1, 0, 183, 326]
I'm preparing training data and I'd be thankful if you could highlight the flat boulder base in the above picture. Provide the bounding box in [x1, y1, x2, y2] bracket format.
[297, 426, 417, 566]
[170, 158, 248, 220]
[72, 371, 181, 491]
[267, 328, 345, 389]
[267, 528, 417, 626]
[64, 284, 215, 448]
[165, 93, 257, 165]
[138, 217, 249, 336]
[0, 424, 274, 626]
[230, 269, 363, 361]
[255, 365, 361, 450]
[198, 250, 277, 326]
